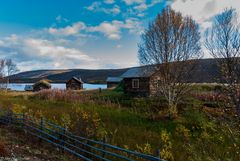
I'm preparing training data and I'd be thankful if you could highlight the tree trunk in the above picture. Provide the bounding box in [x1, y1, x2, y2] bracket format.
[232, 94, 240, 118]
[236, 103, 240, 118]
[168, 103, 178, 119]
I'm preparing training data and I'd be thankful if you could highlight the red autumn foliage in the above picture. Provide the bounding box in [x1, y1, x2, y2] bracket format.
[191, 92, 230, 102]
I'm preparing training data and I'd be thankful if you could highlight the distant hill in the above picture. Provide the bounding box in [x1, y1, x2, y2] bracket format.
[190, 58, 221, 83]
[9, 58, 229, 84]
[9, 68, 129, 83]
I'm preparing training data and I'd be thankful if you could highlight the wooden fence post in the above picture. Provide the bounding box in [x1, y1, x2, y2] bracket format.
[61, 127, 66, 154]
[102, 136, 107, 160]
[22, 113, 25, 128]
[39, 117, 44, 143]
[8, 111, 12, 125]
[156, 149, 161, 161]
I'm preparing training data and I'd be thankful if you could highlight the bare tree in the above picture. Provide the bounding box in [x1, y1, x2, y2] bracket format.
[5, 59, 19, 86]
[0, 59, 6, 89]
[0, 59, 5, 78]
[5, 59, 18, 77]
[205, 8, 240, 117]
[138, 7, 201, 117]
[0, 59, 19, 89]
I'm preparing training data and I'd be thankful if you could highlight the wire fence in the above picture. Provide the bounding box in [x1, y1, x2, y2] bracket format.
[0, 109, 164, 161]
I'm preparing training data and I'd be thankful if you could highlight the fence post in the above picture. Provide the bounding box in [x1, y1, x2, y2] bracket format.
[22, 113, 25, 128]
[39, 117, 44, 143]
[61, 127, 66, 154]
[102, 136, 107, 160]
[156, 149, 161, 161]
[8, 111, 13, 125]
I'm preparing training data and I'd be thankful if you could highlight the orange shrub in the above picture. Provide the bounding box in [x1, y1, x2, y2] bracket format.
[35, 89, 118, 107]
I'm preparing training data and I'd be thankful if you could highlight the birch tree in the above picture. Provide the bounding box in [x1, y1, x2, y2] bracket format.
[0, 59, 6, 89]
[205, 8, 240, 117]
[0, 59, 18, 89]
[138, 7, 201, 117]
[5, 59, 19, 86]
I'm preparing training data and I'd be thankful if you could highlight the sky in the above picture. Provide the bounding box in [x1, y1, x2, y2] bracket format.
[0, 0, 239, 72]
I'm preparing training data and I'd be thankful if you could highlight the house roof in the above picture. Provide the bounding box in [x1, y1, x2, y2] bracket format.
[120, 66, 157, 78]
[106, 77, 123, 82]
[68, 77, 84, 84]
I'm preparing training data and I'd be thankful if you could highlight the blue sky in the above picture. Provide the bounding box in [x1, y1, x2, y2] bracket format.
[0, 0, 238, 71]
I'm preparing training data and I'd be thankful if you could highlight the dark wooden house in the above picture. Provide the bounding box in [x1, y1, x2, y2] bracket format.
[66, 77, 84, 90]
[121, 66, 156, 97]
[106, 77, 123, 88]
[121, 59, 222, 97]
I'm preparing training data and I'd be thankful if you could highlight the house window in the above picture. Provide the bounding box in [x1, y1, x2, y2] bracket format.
[132, 79, 139, 88]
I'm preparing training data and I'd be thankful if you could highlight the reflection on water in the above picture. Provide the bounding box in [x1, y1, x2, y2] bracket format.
[7, 83, 107, 91]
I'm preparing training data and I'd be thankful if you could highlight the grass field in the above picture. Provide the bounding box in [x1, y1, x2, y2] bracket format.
[0, 87, 239, 161]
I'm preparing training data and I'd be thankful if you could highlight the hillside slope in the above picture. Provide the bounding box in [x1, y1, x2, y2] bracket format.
[9, 58, 229, 84]
[9, 68, 129, 83]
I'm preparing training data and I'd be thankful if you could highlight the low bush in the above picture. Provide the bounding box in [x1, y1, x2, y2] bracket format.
[35, 89, 121, 108]
[35, 89, 91, 103]
[191, 92, 229, 103]
[68, 108, 104, 138]
[159, 130, 174, 161]
[113, 82, 124, 92]
[184, 108, 211, 132]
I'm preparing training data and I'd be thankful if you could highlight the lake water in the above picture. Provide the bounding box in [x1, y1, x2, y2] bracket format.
[7, 83, 107, 91]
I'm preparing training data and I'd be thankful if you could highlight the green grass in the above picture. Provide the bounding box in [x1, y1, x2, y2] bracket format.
[0, 90, 239, 161]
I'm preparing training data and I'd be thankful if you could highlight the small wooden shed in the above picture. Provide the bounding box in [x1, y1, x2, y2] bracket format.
[106, 77, 123, 88]
[33, 80, 51, 92]
[121, 66, 156, 97]
[66, 77, 84, 90]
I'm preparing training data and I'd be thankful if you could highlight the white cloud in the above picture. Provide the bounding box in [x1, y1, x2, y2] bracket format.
[134, 3, 148, 11]
[123, 0, 145, 5]
[47, 17, 142, 40]
[0, 40, 5, 46]
[85, 2, 101, 11]
[85, 2, 121, 15]
[89, 21, 122, 40]
[125, 0, 162, 17]
[23, 39, 94, 62]
[5, 34, 18, 42]
[88, 18, 142, 40]
[116, 44, 122, 48]
[171, 0, 240, 31]
[48, 22, 86, 36]
[0, 26, 140, 71]
[55, 15, 69, 23]
[124, 18, 143, 34]
[109, 5, 121, 15]
[0, 36, 100, 71]
[104, 0, 115, 4]
[134, 0, 162, 11]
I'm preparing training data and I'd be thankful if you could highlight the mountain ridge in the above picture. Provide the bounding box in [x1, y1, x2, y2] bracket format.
[9, 68, 129, 83]
[9, 58, 231, 84]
